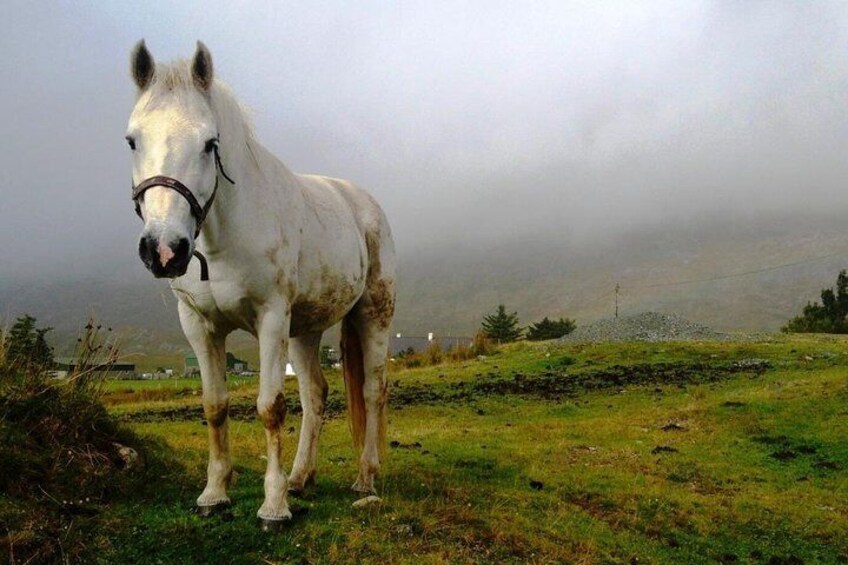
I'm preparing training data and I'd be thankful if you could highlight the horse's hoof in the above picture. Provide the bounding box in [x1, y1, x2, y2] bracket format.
[288, 471, 316, 496]
[287, 486, 306, 498]
[196, 501, 232, 518]
[258, 517, 291, 533]
[351, 481, 376, 495]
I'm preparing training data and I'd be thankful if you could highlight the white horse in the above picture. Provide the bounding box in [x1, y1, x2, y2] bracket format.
[126, 41, 396, 528]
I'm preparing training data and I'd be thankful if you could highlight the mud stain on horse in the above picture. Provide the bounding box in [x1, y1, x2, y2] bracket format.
[363, 278, 396, 329]
[204, 400, 229, 428]
[365, 231, 382, 279]
[359, 230, 395, 328]
[259, 392, 287, 429]
[264, 246, 280, 266]
[290, 267, 361, 336]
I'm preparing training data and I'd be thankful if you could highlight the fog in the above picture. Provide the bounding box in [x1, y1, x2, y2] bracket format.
[2, 1, 848, 281]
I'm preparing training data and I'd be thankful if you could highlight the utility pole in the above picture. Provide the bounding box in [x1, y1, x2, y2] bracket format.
[615, 284, 620, 319]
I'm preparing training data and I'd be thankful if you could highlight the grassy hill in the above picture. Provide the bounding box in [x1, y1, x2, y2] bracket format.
[6, 335, 845, 563]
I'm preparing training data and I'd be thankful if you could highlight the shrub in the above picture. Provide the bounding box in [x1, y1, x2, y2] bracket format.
[0, 316, 151, 563]
[425, 341, 443, 365]
[527, 317, 576, 341]
[784, 270, 848, 333]
[471, 331, 498, 356]
[2, 314, 54, 376]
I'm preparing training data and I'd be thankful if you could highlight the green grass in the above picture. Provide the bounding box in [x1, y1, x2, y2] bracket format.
[81, 337, 848, 562]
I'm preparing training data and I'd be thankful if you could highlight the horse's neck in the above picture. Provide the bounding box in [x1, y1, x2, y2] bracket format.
[198, 142, 299, 254]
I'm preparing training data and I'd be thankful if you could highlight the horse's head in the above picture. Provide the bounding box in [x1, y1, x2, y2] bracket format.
[126, 40, 220, 279]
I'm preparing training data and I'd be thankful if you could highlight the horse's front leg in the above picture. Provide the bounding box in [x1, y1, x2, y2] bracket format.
[178, 302, 232, 514]
[256, 306, 292, 527]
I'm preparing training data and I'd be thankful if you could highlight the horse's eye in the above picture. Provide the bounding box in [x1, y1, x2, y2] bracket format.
[204, 138, 217, 154]
[126, 136, 136, 151]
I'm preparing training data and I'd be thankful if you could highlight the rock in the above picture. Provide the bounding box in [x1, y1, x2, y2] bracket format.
[732, 358, 771, 371]
[113, 442, 139, 470]
[661, 421, 686, 431]
[352, 495, 382, 509]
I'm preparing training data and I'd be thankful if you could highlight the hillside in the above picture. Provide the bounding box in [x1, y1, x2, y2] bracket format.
[2, 213, 848, 353]
[15, 336, 846, 563]
[397, 212, 848, 334]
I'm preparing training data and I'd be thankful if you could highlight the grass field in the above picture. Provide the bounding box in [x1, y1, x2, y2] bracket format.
[75, 336, 848, 563]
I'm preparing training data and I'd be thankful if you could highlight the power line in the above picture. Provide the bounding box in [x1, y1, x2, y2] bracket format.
[626, 247, 848, 290]
[582, 288, 616, 305]
[600, 246, 848, 318]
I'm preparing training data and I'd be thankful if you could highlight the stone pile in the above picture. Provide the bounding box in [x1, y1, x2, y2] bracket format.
[561, 311, 727, 343]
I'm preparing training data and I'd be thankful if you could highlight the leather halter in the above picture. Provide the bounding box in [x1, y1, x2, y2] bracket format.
[131, 142, 235, 281]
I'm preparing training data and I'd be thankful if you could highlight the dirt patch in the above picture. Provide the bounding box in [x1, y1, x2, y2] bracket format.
[751, 434, 839, 469]
[390, 440, 422, 449]
[121, 360, 771, 423]
[119, 390, 348, 423]
[454, 360, 771, 402]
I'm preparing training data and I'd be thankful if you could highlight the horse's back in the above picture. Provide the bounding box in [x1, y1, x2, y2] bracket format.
[298, 174, 395, 274]
[299, 175, 391, 233]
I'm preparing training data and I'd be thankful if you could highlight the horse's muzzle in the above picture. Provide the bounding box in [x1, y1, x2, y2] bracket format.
[138, 235, 191, 278]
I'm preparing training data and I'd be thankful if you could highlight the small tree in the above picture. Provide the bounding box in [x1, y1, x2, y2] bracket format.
[4, 314, 54, 371]
[480, 305, 523, 343]
[526, 316, 576, 341]
[784, 270, 848, 333]
[319, 345, 335, 368]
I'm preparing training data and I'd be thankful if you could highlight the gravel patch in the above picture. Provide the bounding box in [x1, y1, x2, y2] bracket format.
[561, 311, 728, 343]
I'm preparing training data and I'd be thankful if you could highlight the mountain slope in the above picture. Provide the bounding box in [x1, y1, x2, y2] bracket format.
[2, 213, 847, 352]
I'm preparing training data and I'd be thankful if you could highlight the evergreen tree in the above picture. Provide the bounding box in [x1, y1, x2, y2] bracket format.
[5, 314, 54, 369]
[784, 270, 848, 333]
[319, 345, 335, 368]
[526, 316, 576, 341]
[480, 305, 523, 342]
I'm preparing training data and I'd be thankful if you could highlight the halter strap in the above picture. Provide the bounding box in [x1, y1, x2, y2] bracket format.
[132, 176, 209, 236]
[131, 144, 234, 281]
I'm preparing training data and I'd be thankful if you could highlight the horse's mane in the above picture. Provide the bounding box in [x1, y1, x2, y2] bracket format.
[141, 59, 258, 173]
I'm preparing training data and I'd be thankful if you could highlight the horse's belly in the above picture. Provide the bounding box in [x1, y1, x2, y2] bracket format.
[290, 277, 363, 337]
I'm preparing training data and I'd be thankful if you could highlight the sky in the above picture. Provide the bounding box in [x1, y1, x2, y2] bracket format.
[2, 1, 848, 280]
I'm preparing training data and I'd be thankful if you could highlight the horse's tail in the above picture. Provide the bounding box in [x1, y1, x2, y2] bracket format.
[341, 316, 367, 449]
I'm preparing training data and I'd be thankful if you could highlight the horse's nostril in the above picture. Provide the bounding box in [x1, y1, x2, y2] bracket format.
[138, 235, 157, 268]
[174, 238, 190, 259]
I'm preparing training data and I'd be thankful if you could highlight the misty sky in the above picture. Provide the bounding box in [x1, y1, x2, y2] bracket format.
[2, 1, 848, 280]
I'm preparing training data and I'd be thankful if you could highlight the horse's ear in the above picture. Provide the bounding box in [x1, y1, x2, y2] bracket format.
[192, 41, 214, 91]
[130, 39, 155, 90]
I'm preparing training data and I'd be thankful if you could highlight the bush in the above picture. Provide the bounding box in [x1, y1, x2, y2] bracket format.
[471, 331, 497, 356]
[3, 314, 54, 376]
[390, 332, 499, 370]
[425, 341, 443, 365]
[0, 316, 150, 562]
[527, 317, 576, 341]
[448, 342, 474, 362]
[783, 270, 848, 333]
